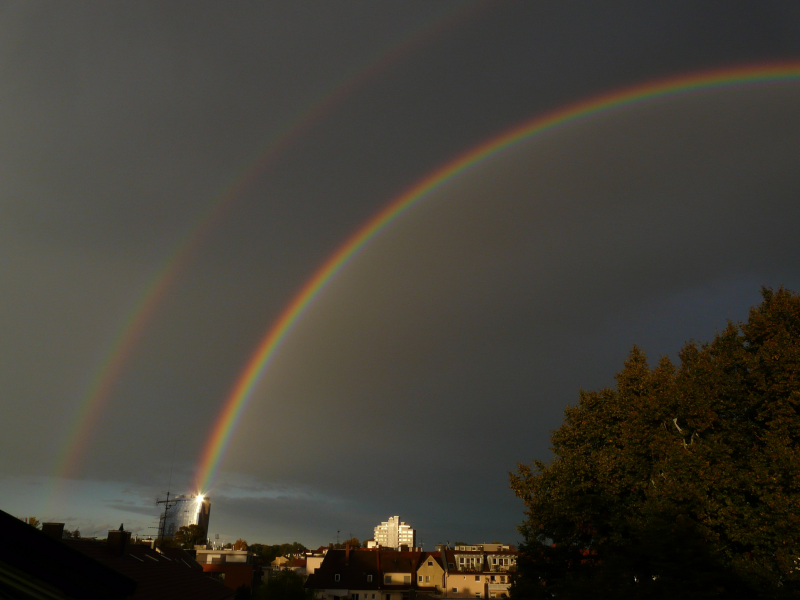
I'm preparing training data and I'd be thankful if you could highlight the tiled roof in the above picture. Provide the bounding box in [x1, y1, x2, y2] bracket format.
[1, 509, 136, 600]
[310, 550, 424, 591]
[63, 539, 234, 600]
[418, 552, 443, 568]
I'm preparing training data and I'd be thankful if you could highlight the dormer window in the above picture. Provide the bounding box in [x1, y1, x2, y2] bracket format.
[335, 574, 340, 582]
[427, 561, 432, 567]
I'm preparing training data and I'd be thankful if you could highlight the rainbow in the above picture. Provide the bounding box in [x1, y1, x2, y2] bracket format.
[49, 3, 480, 494]
[195, 61, 800, 491]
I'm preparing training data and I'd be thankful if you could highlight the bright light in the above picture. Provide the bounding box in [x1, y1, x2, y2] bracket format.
[196, 494, 204, 503]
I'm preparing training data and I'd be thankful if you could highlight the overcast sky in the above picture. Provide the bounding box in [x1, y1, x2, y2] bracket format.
[2, 1, 800, 547]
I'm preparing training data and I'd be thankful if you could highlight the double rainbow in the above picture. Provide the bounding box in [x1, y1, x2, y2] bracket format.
[49, 3, 478, 493]
[195, 61, 800, 491]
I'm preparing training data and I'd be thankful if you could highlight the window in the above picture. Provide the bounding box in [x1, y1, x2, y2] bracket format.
[404, 575, 411, 584]
[335, 574, 340, 582]
[452, 588, 458, 594]
[425, 575, 430, 583]
[490, 575, 496, 582]
[385, 595, 390, 600]
[427, 561, 433, 567]
[418, 575, 422, 582]
[448, 563, 454, 569]
[367, 575, 373, 582]
[385, 575, 392, 584]
[460, 557, 464, 564]
[475, 576, 481, 581]
[492, 558, 497, 565]
[500, 576, 506, 583]
[475, 594, 481, 598]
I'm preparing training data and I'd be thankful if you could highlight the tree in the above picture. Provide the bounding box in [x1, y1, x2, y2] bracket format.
[253, 569, 311, 600]
[234, 538, 248, 551]
[20, 517, 40, 529]
[173, 524, 207, 549]
[510, 287, 800, 598]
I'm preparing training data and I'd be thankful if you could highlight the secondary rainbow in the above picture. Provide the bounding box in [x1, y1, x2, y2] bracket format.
[195, 61, 800, 491]
[47, 2, 479, 499]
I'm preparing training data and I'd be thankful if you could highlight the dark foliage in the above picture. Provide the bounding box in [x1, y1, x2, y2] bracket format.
[510, 287, 800, 598]
[173, 524, 207, 549]
[253, 569, 311, 600]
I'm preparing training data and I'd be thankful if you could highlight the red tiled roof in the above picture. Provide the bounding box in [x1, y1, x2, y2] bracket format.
[64, 539, 234, 600]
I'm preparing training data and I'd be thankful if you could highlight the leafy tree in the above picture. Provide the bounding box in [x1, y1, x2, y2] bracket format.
[510, 287, 800, 599]
[20, 517, 40, 529]
[173, 524, 207, 549]
[247, 542, 308, 565]
[234, 538, 248, 551]
[253, 569, 311, 600]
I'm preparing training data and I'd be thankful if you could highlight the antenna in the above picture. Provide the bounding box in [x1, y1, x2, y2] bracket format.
[156, 446, 177, 547]
[336, 530, 340, 545]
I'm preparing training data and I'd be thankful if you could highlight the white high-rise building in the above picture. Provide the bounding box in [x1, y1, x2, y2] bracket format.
[373, 516, 416, 550]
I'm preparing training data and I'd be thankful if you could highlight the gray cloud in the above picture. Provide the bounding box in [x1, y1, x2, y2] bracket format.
[1, 1, 800, 547]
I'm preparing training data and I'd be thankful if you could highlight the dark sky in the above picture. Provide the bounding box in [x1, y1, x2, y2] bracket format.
[2, 1, 800, 547]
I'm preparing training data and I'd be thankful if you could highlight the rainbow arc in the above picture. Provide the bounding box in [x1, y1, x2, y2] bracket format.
[194, 61, 800, 492]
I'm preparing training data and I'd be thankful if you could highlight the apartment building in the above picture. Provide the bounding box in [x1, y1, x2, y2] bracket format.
[308, 547, 516, 599]
[372, 516, 416, 550]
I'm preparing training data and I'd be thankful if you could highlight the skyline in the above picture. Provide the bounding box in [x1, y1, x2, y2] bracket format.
[3, 2, 800, 546]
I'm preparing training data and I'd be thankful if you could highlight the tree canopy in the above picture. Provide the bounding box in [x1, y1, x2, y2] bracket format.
[253, 568, 310, 600]
[510, 287, 800, 598]
[173, 524, 208, 549]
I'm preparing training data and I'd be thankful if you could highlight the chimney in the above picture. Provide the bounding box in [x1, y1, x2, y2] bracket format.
[42, 523, 65, 539]
[107, 529, 131, 556]
[345, 542, 350, 566]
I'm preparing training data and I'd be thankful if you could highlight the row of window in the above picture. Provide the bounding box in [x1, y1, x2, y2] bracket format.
[458, 557, 514, 566]
[336, 571, 506, 585]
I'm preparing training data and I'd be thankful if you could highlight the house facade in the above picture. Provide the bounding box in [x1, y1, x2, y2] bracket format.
[308, 547, 516, 599]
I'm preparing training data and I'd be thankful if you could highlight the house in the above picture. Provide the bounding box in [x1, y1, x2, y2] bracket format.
[415, 552, 445, 593]
[60, 527, 235, 600]
[308, 546, 517, 600]
[308, 547, 421, 600]
[195, 547, 263, 591]
[442, 549, 516, 598]
[0, 509, 137, 600]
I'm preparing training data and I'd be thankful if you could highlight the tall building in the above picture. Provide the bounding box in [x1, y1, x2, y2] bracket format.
[373, 516, 416, 550]
[159, 494, 211, 539]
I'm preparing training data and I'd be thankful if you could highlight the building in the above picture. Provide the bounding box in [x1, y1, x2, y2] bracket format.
[308, 547, 421, 600]
[443, 549, 517, 598]
[307, 547, 517, 600]
[60, 525, 234, 600]
[159, 494, 211, 539]
[373, 516, 416, 550]
[453, 544, 510, 552]
[416, 552, 445, 593]
[195, 547, 263, 591]
[1, 510, 136, 600]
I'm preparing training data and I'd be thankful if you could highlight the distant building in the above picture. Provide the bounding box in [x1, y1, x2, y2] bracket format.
[195, 547, 262, 591]
[454, 543, 510, 552]
[373, 516, 416, 550]
[159, 494, 211, 539]
[307, 547, 517, 599]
